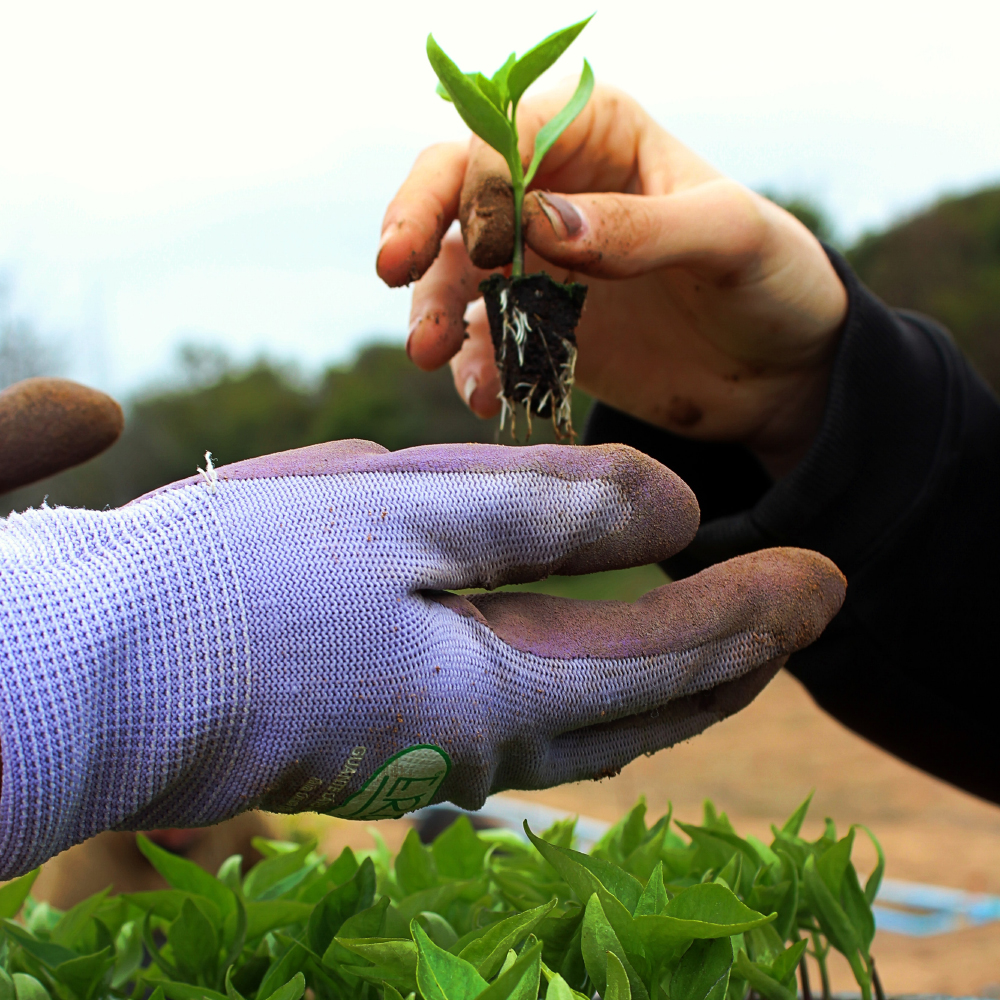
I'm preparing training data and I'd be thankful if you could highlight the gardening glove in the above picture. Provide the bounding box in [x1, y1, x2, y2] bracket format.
[0, 376, 124, 494]
[0, 440, 845, 878]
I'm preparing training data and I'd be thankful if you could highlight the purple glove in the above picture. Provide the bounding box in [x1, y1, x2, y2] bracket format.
[0, 440, 844, 877]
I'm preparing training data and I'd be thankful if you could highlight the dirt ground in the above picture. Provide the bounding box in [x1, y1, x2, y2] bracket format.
[290, 670, 1000, 997]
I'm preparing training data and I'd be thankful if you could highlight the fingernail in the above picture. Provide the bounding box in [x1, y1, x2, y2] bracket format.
[463, 375, 478, 406]
[537, 191, 583, 238]
[406, 317, 422, 360]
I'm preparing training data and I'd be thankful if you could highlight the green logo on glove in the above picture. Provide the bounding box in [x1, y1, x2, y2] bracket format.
[325, 744, 452, 820]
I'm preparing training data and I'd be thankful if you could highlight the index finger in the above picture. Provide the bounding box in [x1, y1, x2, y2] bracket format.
[377, 142, 468, 288]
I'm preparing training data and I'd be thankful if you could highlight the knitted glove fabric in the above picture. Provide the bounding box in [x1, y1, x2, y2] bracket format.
[0, 440, 845, 877]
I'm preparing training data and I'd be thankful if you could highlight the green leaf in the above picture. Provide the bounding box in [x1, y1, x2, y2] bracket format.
[0, 871, 39, 920]
[524, 823, 642, 912]
[475, 940, 543, 1000]
[457, 899, 555, 980]
[308, 857, 376, 955]
[255, 939, 309, 1000]
[413, 921, 488, 1000]
[337, 938, 418, 996]
[51, 948, 115, 1000]
[780, 793, 814, 837]
[841, 864, 876, 955]
[260, 972, 305, 1000]
[136, 834, 236, 917]
[670, 937, 734, 1000]
[634, 884, 774, 955]
[491, 52, 517, 110]
[523, 59, 594, 188]
[50, 888, 111, 949]
[156, 982, 228, 1000]
[634, 863, 667, 917]
[123, 890, 221, 924]
[110, 920, 143, 990]
[604, 951, 631, 1000]
[11, 975, 49, 1000]
[217, 855, 244, 893]
[580, 896, 648, 1000]
[414, 912, 458, 951]
[244, 900, 313, 941]
[431, 817, 488, 880]
[768, 940, 807, 986]
[0, 969, 13, 1000]
[817, 829, 855, 897]
[507, 16, 593, 110]
[859, 825, 885, 905]
[382, 986, 405, 1000]
[426, 35, 514, 165]
[168, 898, 219, 980]
[395, 829, 439, 896]
[242, 839, 318, 901]
[2, 920, 78, 968]
[733, 950, 796, 1000]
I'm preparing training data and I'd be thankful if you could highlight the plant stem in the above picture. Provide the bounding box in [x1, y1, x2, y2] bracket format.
[512, 181, 524, 278]
[872, 957, 886, 1000]
[799, 955, 813, 1000]
[811, 933, 831, 1000]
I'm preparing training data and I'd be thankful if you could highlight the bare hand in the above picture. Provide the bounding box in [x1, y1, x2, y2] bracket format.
[377, 82, 847, 477]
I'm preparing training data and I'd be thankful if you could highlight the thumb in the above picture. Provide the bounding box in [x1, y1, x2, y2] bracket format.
[522, 180, 765, 279]
[0, 378, 124, 495]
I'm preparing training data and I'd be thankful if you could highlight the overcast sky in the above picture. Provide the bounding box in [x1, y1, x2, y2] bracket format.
[1, 0, 998, 394]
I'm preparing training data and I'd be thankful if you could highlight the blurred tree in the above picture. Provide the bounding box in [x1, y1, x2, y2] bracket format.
[0, 279, 64, 389]
[849, 185, 1000, 393]
[1, 342, 591, 515]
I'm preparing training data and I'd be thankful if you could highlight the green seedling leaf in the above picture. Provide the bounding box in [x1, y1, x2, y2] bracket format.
[50, 888, 110, 948]
[498, 949, 517, 976]
[476, 940, 543, 1000]
[670, 937, 734, 1000]
[524, 823, 642, 912]
[156, 982, 228, 1000]
[491, 52, 516, 109]
[817, 828, 855, 897]
[2, 920, 78, 967]
[298, 847, 360, 905]
[507, 16, 593, 110]
[395, 829, 439, 896]
[168, 898, 219, 980]
[255, 939, 309, 1000]
[0, 969, 13, 1000]
[580, 896, 648, 1000]
[225, 964, 248, 1000]
[243, 838, 317, 901]
[457, 899, 556, 980]
[51, 948, 115, 1000]
[523, 59, 594, 188]
[733, 950, 796, 1000]
[594, 797, 647, 862]
[0, 870, 39, 920]
[11, 975, 49, 1000]
[780, 793, 814, 837]
[415, 911, 458, 950]
[308, 857, 376, 954]
[841, 863, 876, 954]
[859, 825, 886, 904]
[604, 951, 631, 1000]
[427, 35, 514, 164]
[768, 940, 807, 987]
[217, 855, 244, 893]
[431, 816, 489, 880]
[544, 973, 589, 1000]
[245, 900, 313, 941]
[394, 880, 480, 925]
[337, 938, 418, 996]
[382, 985, 405, 1000]
[136, 834, 236, 917]
[634, 883, 774, 956]
[634, 862, 667, 917]
[413, 921, 488, 1000]
[260, 972, 305, 1000]
[110, 920, 143, 990]
[123, 890, 221, 924]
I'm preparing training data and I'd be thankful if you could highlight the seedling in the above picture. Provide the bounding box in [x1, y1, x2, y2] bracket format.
[0, 794, 886, 1000]
[427, 19, 595, 439]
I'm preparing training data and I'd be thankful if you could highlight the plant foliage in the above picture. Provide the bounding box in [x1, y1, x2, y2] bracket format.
[427, 19, 595, 276]
[0, 797, 884, 1000]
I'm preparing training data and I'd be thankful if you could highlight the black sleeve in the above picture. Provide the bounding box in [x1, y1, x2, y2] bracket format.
[584, 249, 1000, 804]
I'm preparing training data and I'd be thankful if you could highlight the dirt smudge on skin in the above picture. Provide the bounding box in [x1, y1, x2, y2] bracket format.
[461, 176, 515, 268]
[667, 396, 704, 428]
